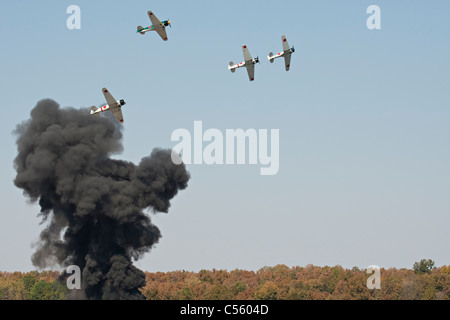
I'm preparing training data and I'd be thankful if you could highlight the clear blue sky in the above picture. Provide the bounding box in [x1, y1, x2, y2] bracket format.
[0, 0, 449, 272]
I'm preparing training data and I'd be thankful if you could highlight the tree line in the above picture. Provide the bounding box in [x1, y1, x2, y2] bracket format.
[1, 260, 449, 300]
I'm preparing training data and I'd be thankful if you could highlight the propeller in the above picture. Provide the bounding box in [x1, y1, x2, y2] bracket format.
[291, 46, 295, 53]
[254, 56, 260, 64]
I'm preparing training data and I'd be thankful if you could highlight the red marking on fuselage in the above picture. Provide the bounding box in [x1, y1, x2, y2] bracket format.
[243, 45, 247, 48]
[283, 38, 287, 42]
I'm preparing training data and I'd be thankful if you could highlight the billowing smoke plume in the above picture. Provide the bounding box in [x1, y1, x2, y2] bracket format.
[13, 99, 190, 299]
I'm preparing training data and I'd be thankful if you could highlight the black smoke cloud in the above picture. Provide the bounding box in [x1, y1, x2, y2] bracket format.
[13, 99, 190, 299]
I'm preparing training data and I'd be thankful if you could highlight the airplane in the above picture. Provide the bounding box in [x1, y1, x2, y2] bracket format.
[137, 11, 171, 41]
[268, 35, 295, 71]
[228, 45, 260, 81]
[90, 88, 126, 123]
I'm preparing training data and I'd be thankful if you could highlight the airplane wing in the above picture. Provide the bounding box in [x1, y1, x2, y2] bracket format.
[282, 34, 290, 52]
[242, 45, 252, 62]
[111, 107, 124, 123]
[155, 26, 168, 41]
[148, 11, 168, 41]
[246, 64, 255, 81]
[284, 53, 291, 71]
[102, 88, 118, 107]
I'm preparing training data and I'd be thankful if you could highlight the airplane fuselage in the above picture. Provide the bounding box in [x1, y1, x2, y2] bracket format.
[90, 100, 125, 115]
[269, 47, 295, 61]
[91, 104, 111, 115]
[233, 61, 247, 69]
[228, 58, 259, 71]
[136, 20, 170, 34]
[138, 25, 156, 33]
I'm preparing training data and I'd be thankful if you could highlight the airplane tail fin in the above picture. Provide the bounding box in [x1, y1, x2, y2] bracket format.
[90, 106, 100, 116]
[137, 26, 145, 35]
[268, 52, 275, 63]
[228, 62, 236, 73]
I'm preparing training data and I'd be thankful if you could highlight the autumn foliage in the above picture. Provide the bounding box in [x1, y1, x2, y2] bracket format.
[1, 264, 449, 300]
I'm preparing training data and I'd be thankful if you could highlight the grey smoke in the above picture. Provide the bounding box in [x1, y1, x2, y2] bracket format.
[13, 99, 190, 299]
